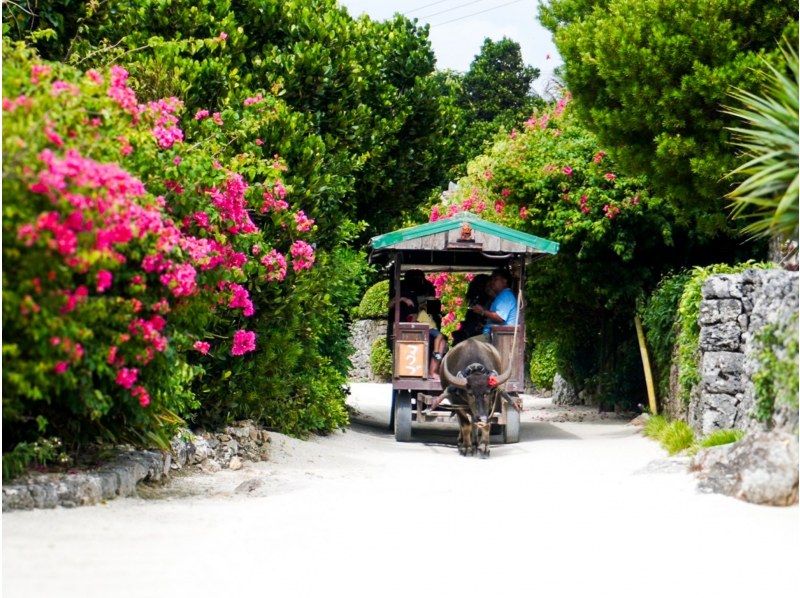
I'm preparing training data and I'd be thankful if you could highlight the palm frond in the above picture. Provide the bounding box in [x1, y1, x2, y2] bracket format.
[724, 39, 799, 242]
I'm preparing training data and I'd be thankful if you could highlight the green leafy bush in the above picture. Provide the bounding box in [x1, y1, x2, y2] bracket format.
[5, 0, 464, 239]
[1, 40, 358, 460]
[529, 340, 558, 391]
[355, 280, 389, 319]
[428, 98, 683, 409]
[752, 316, 799, 423]
[2, 437, 69, 482]
[640, 272, 692, 399]
[370, 338, 393, 381]
[541, 0, 797, 239]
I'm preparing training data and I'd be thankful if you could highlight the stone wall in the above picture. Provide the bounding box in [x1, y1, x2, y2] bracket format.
[3, 421, 271, 511]
[690, 269, 798, 435]
[348, 318, 387, 381]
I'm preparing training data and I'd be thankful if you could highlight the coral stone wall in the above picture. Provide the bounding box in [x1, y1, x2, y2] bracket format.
[348, 319, 388, 381]
[690, 269, 798, 435]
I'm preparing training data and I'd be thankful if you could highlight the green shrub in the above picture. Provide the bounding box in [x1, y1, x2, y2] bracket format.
[2, 437, 69, 482]
[643, 415, 669, 440]
[660, 421, 695, 455]
[355, 280, 389, 319]
[428, 99, 683, 410]
[699, 429, 745, 449]
[529, 339, 558, 390]
[643, 416, 694, 455]
[752, 316, 799, 422]
[370, 338, 393, 380]
[640, 272, 692, 399]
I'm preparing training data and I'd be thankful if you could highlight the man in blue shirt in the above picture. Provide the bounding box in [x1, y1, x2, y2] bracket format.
[471, 268, 517, 336]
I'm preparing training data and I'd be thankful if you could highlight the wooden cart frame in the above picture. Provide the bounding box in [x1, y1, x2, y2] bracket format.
[368, 212, 559, 443]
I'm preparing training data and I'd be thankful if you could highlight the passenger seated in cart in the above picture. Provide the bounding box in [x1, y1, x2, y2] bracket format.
[387, 268, 435, 322]
[451, 273, 492, 345]
[470, 268, 517, 339]
[414, 295, 448, 377]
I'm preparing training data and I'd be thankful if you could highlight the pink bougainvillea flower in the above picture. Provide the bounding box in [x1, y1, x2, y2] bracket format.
[244, 94, 263, 106]
[132, 385, 150, 407]
[260, 191, 289, 213]
[107, 345, 119, 365]
[261, 249, 287, 282]
[159, 262, 197, 297]
[209, 174, 257, 234]
[151, 298, 170, 314]
[96, 269, 113, 293]
[274, 181, 287, 200]
[290, 241, 315, 272]
[54, 361, 69, 374]
[501, 188, 511, 198]
[429, 205, 441, 222]
[224, 282, 255, 316]
[593, 151, 606, 164]
[212, 112, 223, 126]
[117, 136, 133, 156]
[294, 210, 315, 232]
[604, 172, 617, 181]
[30, 64, 52, 85]
[231, 330, 256, 356]
[85, 69, 103, 85]
[192, 211, 209, 228]
[195, 109, 210, 120]
[562, 166, 573, 176]
[44, 122, 64, 147]
[519, 206, 529, 220]
[483, 170, 493, 181]
[50, 80, 79, 97]
[108, 66, 139, 117]
[255, 138, 264, 146]
[115, 367, 139, 389]
[494, 200, 505, 214]
[193, 341, 211, 355]
[172, 156, 182, 166]
[218, 32, 228, 41]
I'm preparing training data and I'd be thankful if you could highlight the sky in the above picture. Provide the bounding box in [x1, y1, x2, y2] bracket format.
[337, 0, 563, 97]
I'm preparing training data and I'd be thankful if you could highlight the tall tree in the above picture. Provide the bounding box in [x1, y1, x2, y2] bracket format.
[539, 0, 797, 239]
[460, 37, 540, 122]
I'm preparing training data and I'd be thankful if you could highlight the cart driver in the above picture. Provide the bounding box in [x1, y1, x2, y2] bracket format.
[470, 268, 517, 337]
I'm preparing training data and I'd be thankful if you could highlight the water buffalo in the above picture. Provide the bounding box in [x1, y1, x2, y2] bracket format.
[426, 337, 521, 457]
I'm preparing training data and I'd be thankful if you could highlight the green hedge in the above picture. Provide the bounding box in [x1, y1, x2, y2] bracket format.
[355, 280, 389, 319]
[529, 340, 558, 391]
[369, 338, 393, 380]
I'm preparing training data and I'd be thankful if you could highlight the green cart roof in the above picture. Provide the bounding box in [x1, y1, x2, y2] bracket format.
[369, 211, 559, 255]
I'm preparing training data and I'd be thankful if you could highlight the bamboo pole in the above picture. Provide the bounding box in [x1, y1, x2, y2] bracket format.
[634, 315, 658, 415]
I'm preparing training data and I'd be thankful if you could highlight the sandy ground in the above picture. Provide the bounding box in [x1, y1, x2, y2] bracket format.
[3, 384, 798, 597]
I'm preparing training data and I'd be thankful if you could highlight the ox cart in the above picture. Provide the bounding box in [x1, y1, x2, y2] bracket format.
[368, 211, 559, 445]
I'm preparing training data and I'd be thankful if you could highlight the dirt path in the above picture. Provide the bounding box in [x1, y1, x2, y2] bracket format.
[3, 385, 798, 597]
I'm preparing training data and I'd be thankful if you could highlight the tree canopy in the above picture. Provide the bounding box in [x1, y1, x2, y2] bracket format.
[539, 0, 798, 238]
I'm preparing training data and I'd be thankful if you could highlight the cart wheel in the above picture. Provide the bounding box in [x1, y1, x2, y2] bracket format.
[394, 391, 412, 442]
[504, 397, 520, 444]
[389, 390, 398, 432]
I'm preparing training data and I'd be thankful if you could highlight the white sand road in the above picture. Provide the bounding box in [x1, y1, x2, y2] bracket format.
[3, 384, 798, 597]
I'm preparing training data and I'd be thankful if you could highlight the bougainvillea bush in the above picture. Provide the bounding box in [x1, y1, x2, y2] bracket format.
[2, 40, 350, 457]
[428, 98, 682, 407]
